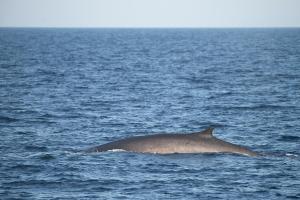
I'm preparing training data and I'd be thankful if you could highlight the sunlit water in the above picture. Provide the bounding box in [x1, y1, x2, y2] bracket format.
[1, 28, 300, 199]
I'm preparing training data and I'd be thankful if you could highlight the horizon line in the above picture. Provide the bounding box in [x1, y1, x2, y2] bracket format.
[1, 26, 300, 29]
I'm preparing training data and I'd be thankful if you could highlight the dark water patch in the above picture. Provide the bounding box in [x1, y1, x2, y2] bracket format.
[3, 180, 62, 188]
[278, 135, 300, 142]
[86, 185, 113, 192]
[248, 105, 297, 110]
[0, 191, 33, 199]
[0, 63, 18, 69]
[38, 154, 56, 161]
[180, 75, 215, 85]
[39, 113, 60, 119]
[15, 131, 30, 135]
[286, 195, 300, 199]
[25, 145, 48, 152]
[0, 115, 19, 123]
[9, 164, 44, 172]
[211, 91, 234, 98]
[24, 119, 57, 125]
[192, 121, 229, 129]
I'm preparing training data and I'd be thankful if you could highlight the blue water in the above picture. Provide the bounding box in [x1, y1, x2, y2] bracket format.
[1, 28, 300, 199]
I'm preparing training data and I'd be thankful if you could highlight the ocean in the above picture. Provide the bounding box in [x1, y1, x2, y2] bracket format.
[0, 28, 300, 199]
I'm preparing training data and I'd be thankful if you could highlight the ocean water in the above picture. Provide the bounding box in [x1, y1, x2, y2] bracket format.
[0, 28, 300, 199]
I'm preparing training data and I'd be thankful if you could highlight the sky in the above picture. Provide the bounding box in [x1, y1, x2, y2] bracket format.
[0, 0, 300, 28]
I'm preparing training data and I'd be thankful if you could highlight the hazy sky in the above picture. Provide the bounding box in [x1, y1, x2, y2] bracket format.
[0, 0, 300, 27]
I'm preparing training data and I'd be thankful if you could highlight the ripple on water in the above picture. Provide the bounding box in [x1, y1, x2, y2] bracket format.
[0, 115, 19, 123]
[24, 145, 48, 152]
[8, 164, 44, 173]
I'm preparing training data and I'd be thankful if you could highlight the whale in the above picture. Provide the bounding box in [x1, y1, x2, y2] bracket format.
[86, 128, 258, 156]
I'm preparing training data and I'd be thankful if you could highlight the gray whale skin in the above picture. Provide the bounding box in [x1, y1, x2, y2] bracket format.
[86, 128, 258, 156]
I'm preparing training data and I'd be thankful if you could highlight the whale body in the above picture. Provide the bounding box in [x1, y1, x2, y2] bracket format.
[86, 128, 258, 156]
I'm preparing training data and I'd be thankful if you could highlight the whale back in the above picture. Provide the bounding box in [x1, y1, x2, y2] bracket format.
[86, 127, 258, 156]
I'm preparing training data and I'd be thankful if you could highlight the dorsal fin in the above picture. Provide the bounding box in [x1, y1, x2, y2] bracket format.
[191, 127, 214, 138]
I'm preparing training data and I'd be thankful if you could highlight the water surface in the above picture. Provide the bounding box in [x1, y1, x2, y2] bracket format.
[0, 28, 300, 199]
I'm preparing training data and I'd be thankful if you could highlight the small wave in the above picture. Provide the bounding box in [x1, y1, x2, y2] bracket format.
[4, 179, 57, 187]
[208, 104, 296, 111]
[285, 153, 298, 158]
[252, 105, 296, 110]
[190, 121, 229, 129]
[215, 91, 233, 97]
[25, 145, 48, 152]
[0, 115, 19, 123]
[262, 152, 300, 159]
[10, 164, 43, 172]
[107, 149, 126, 152]
[15, 131, 29, 135]
[231, 105, 292, 111]
[39, 153, 56, 160]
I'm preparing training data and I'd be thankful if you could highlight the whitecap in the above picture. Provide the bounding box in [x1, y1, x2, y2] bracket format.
[108, 149, 126, 152]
